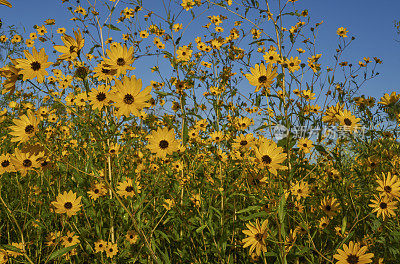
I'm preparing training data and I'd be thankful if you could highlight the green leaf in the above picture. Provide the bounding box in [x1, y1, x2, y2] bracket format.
[255, 94, 262, 107]
[278, 195, 286, 223]
[154, 91, 172, 97]
[239, 211, 267, 221]
[196, 224, 207, 233]
[155, 230, 170, 243]
[341, 216, 347, 236]
[47, 244, 79, 261]
[236, 206, 260, 214]
[182, 120, 189, 145]
[103, 23, 121, 31]
[207, 220, 215, 236]
[0, 244, 23, 254]
[88, 44, 101, 54]
[314, 144, 328, 154]
[264, 252, 278, 257]
[278, 194, 286, 238]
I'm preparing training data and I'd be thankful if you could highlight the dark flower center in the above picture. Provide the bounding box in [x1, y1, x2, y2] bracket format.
[325, 205, 332, 211]
[258, 75, 267, 83]
[96, 92, 106, 101]
[159, 140, 169, 149]
[255, 233, 263, 242]
[64, 202, 73, 209]
[25, 125, 35, 134]
[269, 56, 274, 60]
[125, 186, 134, 192]
[69, 45, 77, 53]
[117, 58, 126, 66]
[290, 62, 295, 67]
[68, 237, 73, 242]
[252, 178, 260, 185]
[261, 155, 272, 164]
[240, 140, 248, 146]
[303, 143, 308, 147]
[23, 159, 32, 167]
[102, 68, 110, 74]
[31, 62, 41, 71]
[1, 160, 10, 167]
[123, 94, 135, 104]
[380, 202, 387, 209]
[94, 189, 99, 194]
[384, 186, 392, 193]
[343, 118, 352, 126]
[75, 67, 88, 79]
[346, 254, 359, 264]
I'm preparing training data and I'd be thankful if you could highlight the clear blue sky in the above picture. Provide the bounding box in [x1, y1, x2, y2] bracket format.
[1, 0, 399, 100]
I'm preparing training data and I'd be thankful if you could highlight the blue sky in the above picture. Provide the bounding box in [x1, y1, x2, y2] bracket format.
[1, 0, 399, 100]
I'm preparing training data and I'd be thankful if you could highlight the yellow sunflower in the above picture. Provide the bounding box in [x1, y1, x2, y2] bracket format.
[126, 230, 139, 244]
[45, 231, 62, 247]
[102, 43, 135, 77]
[0, 153, 15, 174]
[245, 63, 278, 93]
[93, 61, 117, 81]
[105, 242, 118, 258]
[116, 178, 141, 198]
[333, 241, 374, 264]
[320, 197, 340, 217]
[62, 231, 80, 247]
[9, 110, 39, 143]
[291, 181, 310, 200]
[318, 217, 329, 229]
[94, 240, 106, 253]
[88, 84, 111, 110]
[263, 50, 281, 64]
[369, 195, 397, 220]
[0, 62, 20, 95]
[242, 219, 269, 256]
[176, 45, 193, 62]
[147, 127, 180, 159]
[11, 149, 40, 176]
[297, 138, 313, 154]
[111, 75, 152, 118]
[336, 27, 349, 38]
[322, 102, 345, 125]
[378, 92, 399, 106]
[14, 47, 52, 83]
[376, 172, 400, 199]
[209, 130, 224, 143]
[51, 190, 82, 217]
[87, 182, 107, 201]
[336, 109, 361, 133]
[255, 139, 287, 175]
[232, 133, 255, 151]
[0, 0, 12, 7]
[286, 56, 301, 72]
[53, 29, 84, 61]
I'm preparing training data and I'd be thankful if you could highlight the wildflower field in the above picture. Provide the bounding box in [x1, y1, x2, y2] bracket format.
[0, 0, 400, 263]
